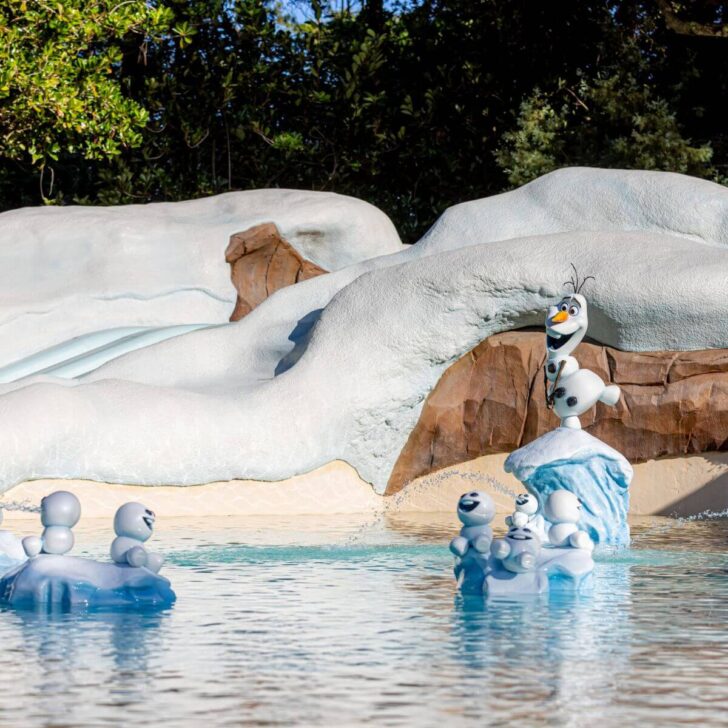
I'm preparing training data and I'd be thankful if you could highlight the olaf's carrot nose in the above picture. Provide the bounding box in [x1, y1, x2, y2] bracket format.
[550, 310, 568, 324]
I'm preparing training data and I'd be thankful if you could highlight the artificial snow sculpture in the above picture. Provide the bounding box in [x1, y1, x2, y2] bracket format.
[110, 502, 165, 573]
[0, 492, 175, 610]
[505, 493, 548, 542]
[505, 269, 633, 547]
[505, 428, 632, 546]
[449, 491, 496, 594]
[22, 491, 81, 558]
[544, 491, 594, 551]
[486, 494, 594, 596]
[449, 491, 595, 597]
[451, 269, 634, 595]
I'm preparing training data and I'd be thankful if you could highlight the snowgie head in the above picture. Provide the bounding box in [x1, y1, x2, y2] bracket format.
[40, 491, 81, 528]
[514, 493, 538, 516]
[114, 502, 155, 541]
[501, 526, 541, 573]
[456, 491, 495, 526]
[507, 525, 539, 543]
[544, 490, 582, 525]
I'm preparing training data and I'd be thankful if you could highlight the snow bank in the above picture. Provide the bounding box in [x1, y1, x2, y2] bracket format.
[0, 169, 726, 496]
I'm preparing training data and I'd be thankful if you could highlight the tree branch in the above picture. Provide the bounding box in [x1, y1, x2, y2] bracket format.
[656, 0, 728, 39]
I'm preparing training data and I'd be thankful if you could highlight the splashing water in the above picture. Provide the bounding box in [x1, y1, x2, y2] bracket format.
[343, 462, 728, 549]
[0, 499, 41, 513]
[343, 469, 516, 545]
[630, 507, 728, 545]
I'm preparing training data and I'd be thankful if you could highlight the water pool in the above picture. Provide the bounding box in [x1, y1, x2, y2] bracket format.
[0, 513, 726, 727]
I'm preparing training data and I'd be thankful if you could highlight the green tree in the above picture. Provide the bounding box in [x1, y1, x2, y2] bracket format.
[495, 73, 714, 187]
[0, 0, 173, 198]
[2, 1, 728, 241]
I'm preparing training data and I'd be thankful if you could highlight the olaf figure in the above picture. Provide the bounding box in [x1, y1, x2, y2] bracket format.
[545, 266, 621, 429]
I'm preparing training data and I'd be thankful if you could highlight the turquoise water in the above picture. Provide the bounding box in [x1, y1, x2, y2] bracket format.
[0, 514, 727, 726]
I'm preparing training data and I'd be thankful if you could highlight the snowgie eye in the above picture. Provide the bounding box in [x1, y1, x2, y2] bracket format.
[470, 492, 478, 497]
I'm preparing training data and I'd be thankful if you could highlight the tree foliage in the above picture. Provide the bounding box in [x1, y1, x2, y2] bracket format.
[0, 0, 175, 198]
[1, 0, 728, 240]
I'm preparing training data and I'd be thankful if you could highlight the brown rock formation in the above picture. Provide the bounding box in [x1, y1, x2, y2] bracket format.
[226, 222, 327, 321]
[386, 331, 728, 494]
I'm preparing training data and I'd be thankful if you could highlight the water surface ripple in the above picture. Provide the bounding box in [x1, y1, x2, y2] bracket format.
[0, 514, 726, 726]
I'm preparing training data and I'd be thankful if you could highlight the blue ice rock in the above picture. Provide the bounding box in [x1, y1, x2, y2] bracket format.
[505, 427, 633, 546]
[0, 555, 176, 610]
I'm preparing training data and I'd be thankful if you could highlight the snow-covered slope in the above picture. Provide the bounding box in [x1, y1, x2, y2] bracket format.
[0, 168, 727, 495]
[0, 189, 403, 370]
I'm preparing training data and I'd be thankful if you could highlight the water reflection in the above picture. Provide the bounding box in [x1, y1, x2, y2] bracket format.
[0, 514, 725, 727]
[447, 560, 634, 723]
[0, 606, 170, 725]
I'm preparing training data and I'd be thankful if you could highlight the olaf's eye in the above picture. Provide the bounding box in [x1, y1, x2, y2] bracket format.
[569, 305, 579, 316]
[559, 303, 568, 312]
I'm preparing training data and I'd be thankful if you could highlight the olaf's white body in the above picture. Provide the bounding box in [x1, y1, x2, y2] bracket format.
[551, 369, 620, 429]
[545, 292, 620, 429]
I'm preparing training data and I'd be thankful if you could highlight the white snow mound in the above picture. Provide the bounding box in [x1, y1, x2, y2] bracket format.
[0, 189, 403, 369]
[0, 168, 727, 494]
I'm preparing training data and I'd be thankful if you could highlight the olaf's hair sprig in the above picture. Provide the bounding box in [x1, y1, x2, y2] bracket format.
[563, 263, 595, 295]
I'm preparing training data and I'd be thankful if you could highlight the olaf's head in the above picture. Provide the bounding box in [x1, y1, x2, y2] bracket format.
[456, 491, 495, 526]
[545, 293, 588, 358]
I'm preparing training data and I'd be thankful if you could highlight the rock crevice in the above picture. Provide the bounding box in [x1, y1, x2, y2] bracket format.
[225, 222, 327, 321]
[387, 331, 728, 494]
